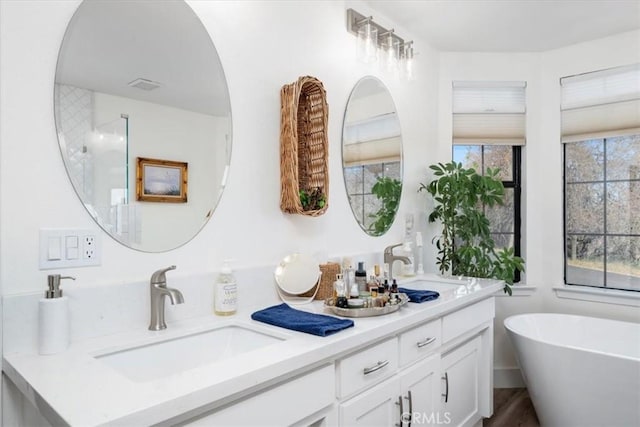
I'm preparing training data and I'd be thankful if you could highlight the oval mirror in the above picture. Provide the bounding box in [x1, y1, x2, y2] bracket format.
[54, 0, 231, 252]
[342, 77, 402, 236]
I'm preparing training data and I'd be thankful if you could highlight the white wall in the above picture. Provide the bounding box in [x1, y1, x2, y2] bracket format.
[2, 0, 638, 396]
[438, 30, 640, 385]
[0, 0, 439, 296]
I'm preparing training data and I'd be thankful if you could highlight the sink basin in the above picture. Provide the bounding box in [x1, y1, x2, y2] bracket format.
[95, 324, 285, 382]
[401, 279, 468, 297]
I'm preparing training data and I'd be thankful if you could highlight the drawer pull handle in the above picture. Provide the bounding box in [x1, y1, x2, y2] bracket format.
[395, 395, 404, 427]
[363, 360, 389, 375]
[405, 390, 413, 426]
[441, 372, 449, 403]
[416, 336, 436, 348]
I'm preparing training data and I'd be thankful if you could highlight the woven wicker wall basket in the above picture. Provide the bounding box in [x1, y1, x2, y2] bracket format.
[280, 75, 329, 216]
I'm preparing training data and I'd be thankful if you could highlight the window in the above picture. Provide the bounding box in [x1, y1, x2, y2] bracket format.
[561, 64, 640, 291]
[453, 145, 522, 253]
[344, 161, 401, 230]
[452, 82, 526, 282]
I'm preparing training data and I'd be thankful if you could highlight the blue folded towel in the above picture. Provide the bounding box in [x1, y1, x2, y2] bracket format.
[251, 303, 354, 337]
[398, 288, 440, 303]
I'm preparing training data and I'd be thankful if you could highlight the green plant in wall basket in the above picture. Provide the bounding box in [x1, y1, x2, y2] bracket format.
[419, 161, 524, 295]
[299, 187, 326, 211]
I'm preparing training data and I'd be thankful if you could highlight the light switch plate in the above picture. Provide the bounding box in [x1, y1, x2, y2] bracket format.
[39, 229, 101, 269]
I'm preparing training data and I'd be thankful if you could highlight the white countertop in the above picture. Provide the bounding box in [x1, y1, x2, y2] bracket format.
[3, 275, 503, 426]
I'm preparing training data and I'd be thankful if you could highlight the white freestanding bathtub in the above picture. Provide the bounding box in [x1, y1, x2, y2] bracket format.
[504, 313, 640, 427]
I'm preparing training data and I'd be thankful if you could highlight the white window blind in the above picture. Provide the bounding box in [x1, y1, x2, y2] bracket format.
[452, 81, 526, 146]
[342, 113, 401, 166]
[561, 63, 640, 143]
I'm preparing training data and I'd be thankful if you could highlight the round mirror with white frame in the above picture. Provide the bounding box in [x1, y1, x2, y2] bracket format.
[342, 76, 403, 236]
[54, 0, 231, 252]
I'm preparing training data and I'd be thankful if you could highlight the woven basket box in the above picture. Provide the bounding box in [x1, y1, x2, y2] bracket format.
[301, 262, 341, 300]
[280, 76, 329, 216]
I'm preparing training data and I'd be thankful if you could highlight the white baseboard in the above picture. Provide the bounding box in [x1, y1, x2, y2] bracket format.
[493, 367, 524, 388]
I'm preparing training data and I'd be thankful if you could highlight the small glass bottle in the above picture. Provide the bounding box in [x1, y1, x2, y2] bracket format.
[367, 275, 378, 293]
[349, 279, 359, 299]
[378, 286, 388, 306]
[334, 274, 349, 308]
[390, 279, 400, 304]
[355, 261, 367, 292]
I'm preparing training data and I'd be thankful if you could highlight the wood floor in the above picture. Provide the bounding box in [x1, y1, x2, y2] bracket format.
[483, 388, 540, 427]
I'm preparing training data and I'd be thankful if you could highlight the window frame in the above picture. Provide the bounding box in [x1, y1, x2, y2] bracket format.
[452, 145, 522, 283]
[563, 136, 640, 291]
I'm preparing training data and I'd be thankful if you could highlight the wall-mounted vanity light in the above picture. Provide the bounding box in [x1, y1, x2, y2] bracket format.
[347, 8, 415, 79]
[356, 16, 378, 64]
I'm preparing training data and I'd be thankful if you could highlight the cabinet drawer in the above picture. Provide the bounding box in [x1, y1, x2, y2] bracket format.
[399, 318, 441, 366]
[442, 298, 494, 343]
[337, 337, 398, 398]
[183, 364, 335, 425]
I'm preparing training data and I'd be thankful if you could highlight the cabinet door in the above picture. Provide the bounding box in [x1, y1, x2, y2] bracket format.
[340, 377, 402, 427]
[400, 354, 442, 426]
[441, 336, 482, 427]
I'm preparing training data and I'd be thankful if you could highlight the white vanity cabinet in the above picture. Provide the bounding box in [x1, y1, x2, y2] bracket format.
[399, 353, 442, 426]
[339, 353, 441, 427]
[339, 376, 403, 426]
[439, 297, 494, 427]
[441, 336, 482, 426]
[337, 337, 400, 426]
[179, 364, 337, 426]
[2, 278, 502, 426]
[336, 297, 495, 427]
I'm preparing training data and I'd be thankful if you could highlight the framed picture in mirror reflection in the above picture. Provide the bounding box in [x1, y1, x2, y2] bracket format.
[136, 157, 188, 203]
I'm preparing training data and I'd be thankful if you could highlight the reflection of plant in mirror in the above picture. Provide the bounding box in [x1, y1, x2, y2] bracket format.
[368, 177, 402, 236]
[419, 162, 524, 295]
[299, 188, 326, 211]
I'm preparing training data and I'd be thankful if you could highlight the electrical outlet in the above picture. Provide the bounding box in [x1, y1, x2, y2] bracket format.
[83, 235, 95, 259]
[39, 229, 101, 269]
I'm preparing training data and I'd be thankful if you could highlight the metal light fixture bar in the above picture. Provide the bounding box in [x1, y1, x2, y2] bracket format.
[346, 8, 406, 53]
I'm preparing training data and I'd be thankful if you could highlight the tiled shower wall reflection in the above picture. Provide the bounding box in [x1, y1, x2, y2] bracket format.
[54, 83, 94, 202]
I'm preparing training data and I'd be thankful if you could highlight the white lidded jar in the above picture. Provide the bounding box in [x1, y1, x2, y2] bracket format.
[214, 260, 237, 316]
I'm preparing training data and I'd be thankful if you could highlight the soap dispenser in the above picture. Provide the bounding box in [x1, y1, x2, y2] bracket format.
[214, 260, 237, 316]
[402, 241, 415, 276]
[38, 274, 75, 355]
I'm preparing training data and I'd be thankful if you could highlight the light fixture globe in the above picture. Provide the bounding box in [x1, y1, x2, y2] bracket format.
[357, 19, 378, 64]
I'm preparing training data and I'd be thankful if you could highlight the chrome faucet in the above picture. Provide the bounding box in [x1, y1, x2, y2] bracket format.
[383, 243, 411, 282]
[149, 265, 184, 331]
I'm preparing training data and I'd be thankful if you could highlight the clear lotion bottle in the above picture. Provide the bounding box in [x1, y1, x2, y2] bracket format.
[215, 260, 237, 316]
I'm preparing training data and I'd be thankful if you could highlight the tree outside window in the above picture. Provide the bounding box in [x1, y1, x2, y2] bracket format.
[564, 135, 640, 290]
[453, 145, 522, 282]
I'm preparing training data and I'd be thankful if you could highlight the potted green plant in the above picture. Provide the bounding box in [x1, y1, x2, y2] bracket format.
[419, 162, 524, 295]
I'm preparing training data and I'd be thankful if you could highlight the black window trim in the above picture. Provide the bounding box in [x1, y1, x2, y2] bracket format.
[452, 145, 523, 283]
